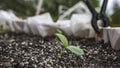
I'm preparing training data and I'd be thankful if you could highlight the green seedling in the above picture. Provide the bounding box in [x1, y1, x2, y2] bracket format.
[0, 25, 3, 37]
[56, 33, 84, 58]
[0, 25, 3, 29]
[0, 25, 3, 35]
[56, 29, 63, 34]
[0, 24, 10, 31]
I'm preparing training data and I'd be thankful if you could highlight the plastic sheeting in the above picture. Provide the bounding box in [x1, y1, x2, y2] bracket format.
[0, 10, 97, 38]
[56, 20, 72, 36]
[24, 13, 58, 37]
[102, 27, 120, 50]
[0, 10, 23, 31]
[1, 10, 120, 50]
[70, 14, 95, 38]
[59, 1, 91, 20]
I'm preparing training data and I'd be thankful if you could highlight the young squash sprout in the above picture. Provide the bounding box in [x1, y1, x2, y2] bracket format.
[0, 25, 3, 35]
[0, 25, 3, 29]
[56, 29, 84, 58]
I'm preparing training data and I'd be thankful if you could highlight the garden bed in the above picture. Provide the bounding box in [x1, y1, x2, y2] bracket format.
[0, 32, 120, 68]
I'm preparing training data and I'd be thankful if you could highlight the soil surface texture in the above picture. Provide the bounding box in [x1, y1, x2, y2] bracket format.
[0, 32, 120, 68]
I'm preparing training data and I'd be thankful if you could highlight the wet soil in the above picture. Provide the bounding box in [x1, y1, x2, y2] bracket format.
[0, 32, 120, 68]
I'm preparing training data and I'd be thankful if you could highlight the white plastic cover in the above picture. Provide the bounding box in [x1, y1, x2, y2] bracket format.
[70, 14, 95, 38]
[0, 10, 97, 38]
[1, 10, 120, 50]
[102, 27, 120, 50]
[0, 10, 23, 31]
[24, 13, 58, 37]
[56, 20, 72, 36]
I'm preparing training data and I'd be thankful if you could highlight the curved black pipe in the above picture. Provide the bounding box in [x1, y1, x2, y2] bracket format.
[83, 0, 110, 33]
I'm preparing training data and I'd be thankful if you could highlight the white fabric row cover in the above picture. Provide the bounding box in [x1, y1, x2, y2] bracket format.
[0, 10, 97, 38]
[1, 10, 120, 50]
[102, 27, 120, 50]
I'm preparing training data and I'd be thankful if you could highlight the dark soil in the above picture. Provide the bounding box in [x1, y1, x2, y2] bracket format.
[0, 32, 120, 68]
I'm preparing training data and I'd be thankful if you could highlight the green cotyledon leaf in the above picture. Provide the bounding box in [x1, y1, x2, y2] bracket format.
[56, 33, 68, 48]
[67, 45, 84, 56]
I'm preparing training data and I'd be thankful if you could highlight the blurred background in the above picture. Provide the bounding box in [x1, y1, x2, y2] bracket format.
[0, 0, 120, 26]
